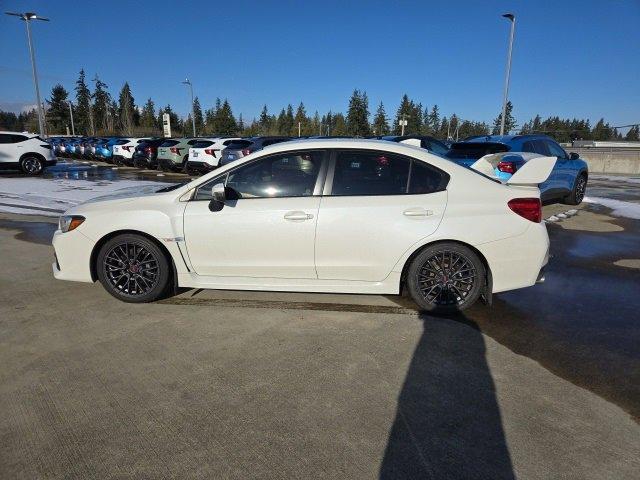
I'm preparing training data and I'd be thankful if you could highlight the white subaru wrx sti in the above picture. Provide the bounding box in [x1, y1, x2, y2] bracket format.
[52, 139, 553, 312]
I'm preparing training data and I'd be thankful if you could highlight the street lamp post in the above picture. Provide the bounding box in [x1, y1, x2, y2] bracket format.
[181, 78, 196, 136]
[68, 101, 75, 136]
[5, 12, 49, 137]
[500, 13, 515, 136]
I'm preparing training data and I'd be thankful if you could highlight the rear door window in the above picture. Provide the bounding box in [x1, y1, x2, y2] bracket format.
[408, 161, 450, 194]
[192, 140, 214, 148]
[544, 140, 568, 159]
[331, 151, 410, 196]
[159, 140, 179, 147]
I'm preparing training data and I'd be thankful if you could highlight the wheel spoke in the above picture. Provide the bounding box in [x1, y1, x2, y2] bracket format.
[103, 241, 159, 297]
[415, 250, 477, 307]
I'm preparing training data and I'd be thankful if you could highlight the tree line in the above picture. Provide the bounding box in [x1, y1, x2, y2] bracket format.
[1, 69, 637, 143]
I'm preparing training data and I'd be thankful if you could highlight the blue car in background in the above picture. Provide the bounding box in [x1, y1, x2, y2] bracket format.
[95, 137, 122, 163]
[445, 134, 588, 205]
[61, 137, 82, 156]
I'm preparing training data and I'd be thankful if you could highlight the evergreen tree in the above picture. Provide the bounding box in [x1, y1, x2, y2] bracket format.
[192, 97, 204, 135]
[332, 113, 347, 135]
[0, 111, 22, 130]
[311, 111, 321, 136]
[346, 89, 371, 137]
[276, 108, 287, 135]
[592, 118, 614, 140]
[625, 125, 640, 141]
[140, 98, 156, 129]
[393, 94, 421, 135]
[74, 69, 93, 135]
[492, 101, 516, 134]
[238, 113, 245, 132]
[372, 102, 390, 136]
[117, 82, 136, 135]
[158, 105, 180, 134]
[215, 99, 237, 135]
[427, 105, 440, 136]
[258, 105, 272, 134]
[46, 84, 70, 134]
[92, 75, 111, 133]
[293, 102, 310, 136]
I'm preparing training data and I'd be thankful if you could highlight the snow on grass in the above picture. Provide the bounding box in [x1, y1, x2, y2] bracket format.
[583, 196, 640, 220]
[0, 177, 163, 217]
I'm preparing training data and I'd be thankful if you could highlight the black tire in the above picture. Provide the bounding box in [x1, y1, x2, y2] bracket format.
[564, 173, 587, 205]
[96, 234, 171, 303]
[19, 155, 44, 175]
[406, 242, 485, 313]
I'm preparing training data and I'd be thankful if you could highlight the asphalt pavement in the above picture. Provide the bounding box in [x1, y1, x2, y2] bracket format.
[0, 169, 638, 479]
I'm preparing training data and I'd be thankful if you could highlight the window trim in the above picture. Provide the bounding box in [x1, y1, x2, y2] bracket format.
[192, 149, 329, 201]
[323, 149, 449, 197]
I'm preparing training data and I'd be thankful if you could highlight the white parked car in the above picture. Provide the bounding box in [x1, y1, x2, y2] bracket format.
[184, 137, 242, 175]
[0, 131, 57, 175]
[112, 137, 152, 166]
[52, 139, 554, 312]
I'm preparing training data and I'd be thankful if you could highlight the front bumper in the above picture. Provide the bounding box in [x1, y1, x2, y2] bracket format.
[52, 228, 95, 283]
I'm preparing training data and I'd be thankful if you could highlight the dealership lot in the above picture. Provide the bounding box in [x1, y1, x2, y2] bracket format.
[0, 170, 639, 478]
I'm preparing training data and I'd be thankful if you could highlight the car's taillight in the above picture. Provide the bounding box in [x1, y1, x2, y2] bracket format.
[497, 161, 517, 174]
[508, 198, 542, 223]
[242, 148, 251, 156]
[204, 149, 219, 155]
[170, 147, 181, 154]
[122, 146, 132, 152]
[144, 146, 156, 153]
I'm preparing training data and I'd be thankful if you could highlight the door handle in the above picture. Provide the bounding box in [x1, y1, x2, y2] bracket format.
[403, 208, 433, 217]
[284, 211, 314, 221]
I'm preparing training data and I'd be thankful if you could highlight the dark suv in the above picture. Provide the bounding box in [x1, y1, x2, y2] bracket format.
[132, 138, 169, 169]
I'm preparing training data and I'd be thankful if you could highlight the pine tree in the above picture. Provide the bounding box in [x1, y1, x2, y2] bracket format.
[258, 105, 271, 134]
[592, 118, 613, 140]
[46, 84, 70, 134]
[92, 75, 111, 133]
[311, 111, 321, 136]
[216, 99, 237, 135]
[332, 113, 347, 135]
[625, 125, 640, 141]
[117, 82, 136, 135]
[192, 97, 204, 135]
[372, 102, 389, 136]
[346, 89, 371, 137]
[293, 102, 310, 136]
[428, 105, 440, 137]
[492, 101, 516, 135]
[140, 98, 156, 129]
[74, 69, 93, 135]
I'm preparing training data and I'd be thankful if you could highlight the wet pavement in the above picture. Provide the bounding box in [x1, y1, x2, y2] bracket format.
[0, 172, 638, 421]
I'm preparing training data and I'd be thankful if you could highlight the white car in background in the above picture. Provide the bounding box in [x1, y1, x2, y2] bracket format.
[52, 139, 554, 313]
[185, 137, 242, 175]
[0, 131, 57, 175]
[112, 137, 152, 166]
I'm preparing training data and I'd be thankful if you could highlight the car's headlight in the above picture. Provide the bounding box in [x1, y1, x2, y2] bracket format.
[59, 215, 85, 233]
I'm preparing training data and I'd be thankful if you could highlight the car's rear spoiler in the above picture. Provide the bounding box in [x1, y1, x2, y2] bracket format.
[470, 152, 557, 186]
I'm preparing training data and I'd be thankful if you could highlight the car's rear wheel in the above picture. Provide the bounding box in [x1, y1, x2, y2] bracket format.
[20, 155, 44, 175]
[96, 234, 171, 303]
[406, 243, 485, 313]
[564, 173, 587, 205]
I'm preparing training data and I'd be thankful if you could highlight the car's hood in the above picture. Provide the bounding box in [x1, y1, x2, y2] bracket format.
[82, 184, 173, 205]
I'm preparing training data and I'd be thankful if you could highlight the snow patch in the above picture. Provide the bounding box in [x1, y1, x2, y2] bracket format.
[583, 196, 640, 220]
[0, 178, 163, 217]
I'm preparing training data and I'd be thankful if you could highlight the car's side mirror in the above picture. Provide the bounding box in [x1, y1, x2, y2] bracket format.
[208, 183, 226, 212]
[569, 152, 579, 160]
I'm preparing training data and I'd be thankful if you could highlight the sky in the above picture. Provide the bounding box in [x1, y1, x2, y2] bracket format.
[0, 0, 638, 129]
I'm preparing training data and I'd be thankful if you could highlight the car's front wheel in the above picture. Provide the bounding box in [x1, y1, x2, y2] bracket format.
[564, 173, 587, 205]
[406, 242, 485, 313]
[96, 234, 171, 303]
[20, 155, 44, 175]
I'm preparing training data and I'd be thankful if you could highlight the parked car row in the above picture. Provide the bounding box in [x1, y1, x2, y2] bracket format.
[4, 131, 587, 205]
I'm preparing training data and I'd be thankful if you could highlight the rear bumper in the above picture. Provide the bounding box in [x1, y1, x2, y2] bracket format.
[476, 223, 550, 294]
[185, 161, 215, 174]
[158, 157, 182, 171]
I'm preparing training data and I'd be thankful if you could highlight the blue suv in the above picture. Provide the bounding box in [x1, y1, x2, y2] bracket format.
[446, 134, 588, 205]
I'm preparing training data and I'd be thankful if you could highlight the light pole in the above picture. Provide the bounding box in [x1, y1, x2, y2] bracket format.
[6, 12, 49, 137]
[181, 78, 196, 136]
[500, 13, 515, 136]
[67, 101, 75, 136]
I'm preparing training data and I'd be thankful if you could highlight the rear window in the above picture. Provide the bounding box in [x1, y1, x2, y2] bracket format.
[445, 142, 510, 160]
[263, 138, 290, 147]
[159, 140, 179, 147]
[226, 140, 252, 149]
[192, 140, 214, 148]
[116, 139, 130, 145]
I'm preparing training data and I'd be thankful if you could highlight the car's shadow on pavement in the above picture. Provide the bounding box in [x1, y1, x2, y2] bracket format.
[379, 312, 515, 480]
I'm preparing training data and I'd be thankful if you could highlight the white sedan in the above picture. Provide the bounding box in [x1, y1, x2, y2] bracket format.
[52, 139, 553, 312]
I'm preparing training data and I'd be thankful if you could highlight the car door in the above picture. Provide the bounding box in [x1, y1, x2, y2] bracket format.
[183, 149, 327, 278]
[544, 140, 573, 197]
[315, 150, 448, 282]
